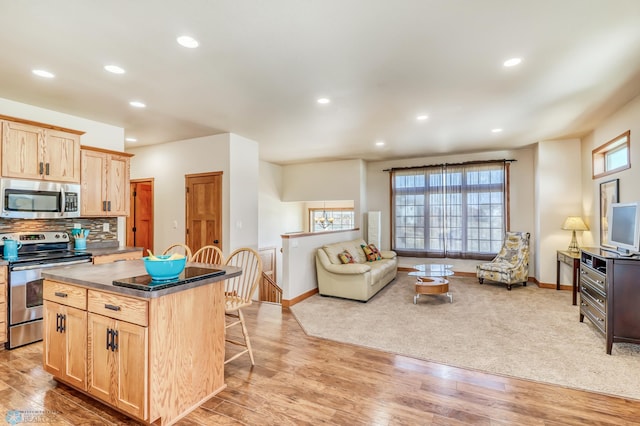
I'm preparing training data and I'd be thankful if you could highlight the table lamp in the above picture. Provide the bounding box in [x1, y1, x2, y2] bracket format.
[562, 216, 589, 253]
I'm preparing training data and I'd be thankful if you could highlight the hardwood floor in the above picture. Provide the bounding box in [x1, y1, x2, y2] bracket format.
[2, 302, 640, 425]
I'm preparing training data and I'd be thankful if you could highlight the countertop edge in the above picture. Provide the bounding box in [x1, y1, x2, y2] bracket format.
[42, 260, 242, 298]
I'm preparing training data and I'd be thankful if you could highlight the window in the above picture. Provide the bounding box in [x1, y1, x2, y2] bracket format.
[310, 208, 355, 232]
[391, 161, 510, 259]
[592, 131, 630, 179]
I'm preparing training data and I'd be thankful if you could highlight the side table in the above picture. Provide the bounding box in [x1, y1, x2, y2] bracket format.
[556, 250, 580, 305]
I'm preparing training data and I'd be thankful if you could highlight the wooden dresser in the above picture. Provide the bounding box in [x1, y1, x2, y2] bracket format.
[579, 247, 640, 354]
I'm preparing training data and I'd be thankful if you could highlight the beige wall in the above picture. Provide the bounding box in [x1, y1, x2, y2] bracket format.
[581, 93, 640, 247]
[535, 139, 583, 284]
[129, 133, 260, 255]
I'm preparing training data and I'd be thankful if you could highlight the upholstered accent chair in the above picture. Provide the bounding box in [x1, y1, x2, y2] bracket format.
[476, 232, 531, 291]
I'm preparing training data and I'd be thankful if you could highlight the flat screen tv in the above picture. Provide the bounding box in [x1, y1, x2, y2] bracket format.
[607, 202, 640, 256]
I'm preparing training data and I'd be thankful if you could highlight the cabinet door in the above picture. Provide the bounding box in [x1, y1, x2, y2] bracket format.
[107, 154, 130, 216]
[1, 121, 44, 179]
[87, 313, 148, 420]
[44, 129, 80, 182]
[81, 150, 108, 216]
[115, 320, 148, 419]
[43, 301, 87, 389]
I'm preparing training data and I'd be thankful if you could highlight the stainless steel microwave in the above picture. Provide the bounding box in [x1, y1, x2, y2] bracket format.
[0, 178, 81, 219]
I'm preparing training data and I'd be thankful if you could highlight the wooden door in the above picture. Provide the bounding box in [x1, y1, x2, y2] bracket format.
[186, 172, 222, 254]
[62, 305, 88, 389]
[1, 121, 43, 179]
[127, 180, 154, 256]
[43, 129, 80, 182]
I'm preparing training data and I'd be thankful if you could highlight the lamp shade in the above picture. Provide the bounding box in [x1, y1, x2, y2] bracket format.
[562, 216, 589, 231]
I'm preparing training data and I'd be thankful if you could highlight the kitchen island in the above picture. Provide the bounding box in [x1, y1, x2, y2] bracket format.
[41, 260, 241, 426]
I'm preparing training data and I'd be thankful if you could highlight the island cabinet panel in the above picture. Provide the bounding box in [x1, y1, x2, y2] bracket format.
[148, 280, 226, 424]
[1, 121, 80, 182]
[87, 312, 148, 420]
[42, 301, 87, 390]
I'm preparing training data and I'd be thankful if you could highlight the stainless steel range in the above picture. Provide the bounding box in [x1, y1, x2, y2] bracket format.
[2, 231, 92, 349]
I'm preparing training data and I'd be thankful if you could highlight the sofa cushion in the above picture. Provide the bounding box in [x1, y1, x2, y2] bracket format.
[361, 244, 377, 262]
[338, 250, 355, 264]
[322, 239, 368, 264]
[368, 243, 382, 260]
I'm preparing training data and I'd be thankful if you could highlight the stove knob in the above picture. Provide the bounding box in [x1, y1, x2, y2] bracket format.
[61, 234, 68, 239]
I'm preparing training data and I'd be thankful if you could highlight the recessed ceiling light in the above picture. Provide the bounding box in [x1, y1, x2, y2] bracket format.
[177, 35, 199, 48]
[492, 128, 503, 133]
[104, 65, 125, 74]
[129, 101, 146, 108]
[32, 69, 55, 78]
[503, 58, 522, 67]
[125, 137, 137, 142]
[317, 98, 330, 104]
[375, 141, 385, 147]
[416, 115, 428, 121]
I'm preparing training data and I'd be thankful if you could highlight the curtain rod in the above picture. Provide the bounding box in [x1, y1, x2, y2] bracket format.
[383, 159, 516, 172]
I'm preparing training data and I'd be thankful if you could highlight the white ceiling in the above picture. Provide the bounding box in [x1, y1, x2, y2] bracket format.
[2, 0, 640, 165]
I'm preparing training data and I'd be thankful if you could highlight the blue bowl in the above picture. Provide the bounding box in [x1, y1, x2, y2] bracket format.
[143, 255, 187, 281]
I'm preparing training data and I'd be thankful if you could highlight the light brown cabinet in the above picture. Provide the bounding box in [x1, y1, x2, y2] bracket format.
[0, 266, 7, 344]
[42, 266, 228, 425]
[42, 281, 88, 390]
[87, 312, 148, 419]
[1, 120, 81, 182]
[81, 147, 132, 216]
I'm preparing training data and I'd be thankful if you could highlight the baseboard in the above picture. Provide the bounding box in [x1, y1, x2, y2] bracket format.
[282, 288, 318, 308]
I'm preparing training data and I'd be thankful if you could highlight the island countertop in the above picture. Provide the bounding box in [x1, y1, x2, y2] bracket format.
[41, 259, 241, 298]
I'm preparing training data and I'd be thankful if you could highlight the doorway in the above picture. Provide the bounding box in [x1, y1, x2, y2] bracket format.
[185, 172, 223, 254]
[126, 179, 154, 256]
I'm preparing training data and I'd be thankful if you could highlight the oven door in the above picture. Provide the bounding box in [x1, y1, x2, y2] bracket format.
[9, 268, 44, 326]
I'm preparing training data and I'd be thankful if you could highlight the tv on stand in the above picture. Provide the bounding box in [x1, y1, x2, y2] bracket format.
[604, 201, 640, 257]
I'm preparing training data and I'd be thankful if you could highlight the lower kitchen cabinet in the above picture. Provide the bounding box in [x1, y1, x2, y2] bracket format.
[42, 301, 87, 390]
[87, 312, 148, 419]
[0, 266, 7, 344]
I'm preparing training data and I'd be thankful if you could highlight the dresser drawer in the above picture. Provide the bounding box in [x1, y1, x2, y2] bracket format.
[43, 281, 87, 310]
[580, 283, 606, 314]
[581, 298, 606, 334]
[88, 290, 148, 327]
[579, 266, 607, 294]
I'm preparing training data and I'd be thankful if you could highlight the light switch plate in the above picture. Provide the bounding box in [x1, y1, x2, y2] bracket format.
[103, 223, 109, 232]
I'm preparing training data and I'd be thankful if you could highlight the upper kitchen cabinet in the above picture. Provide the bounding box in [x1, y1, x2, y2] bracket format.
[81, 147, 133, 216]
[1, 120, 82, 183]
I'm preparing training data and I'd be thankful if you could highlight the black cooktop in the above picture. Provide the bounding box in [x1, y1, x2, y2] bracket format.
[112, 266, 226, 291]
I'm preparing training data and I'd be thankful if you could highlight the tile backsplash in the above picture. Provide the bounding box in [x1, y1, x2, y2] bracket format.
[0, 218, 118, 244]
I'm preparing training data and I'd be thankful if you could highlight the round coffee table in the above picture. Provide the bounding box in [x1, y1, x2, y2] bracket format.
[408, 264, 453, 304]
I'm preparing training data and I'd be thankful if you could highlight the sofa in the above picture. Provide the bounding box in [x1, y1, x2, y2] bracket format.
[315, 238, 398, 301]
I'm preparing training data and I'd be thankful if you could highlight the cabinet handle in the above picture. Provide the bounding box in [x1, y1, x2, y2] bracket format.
[39, 162, 44, 175]
[104, 304, 121, 311]
[107, 201, 111, 212]
[112, 330, 118, 351]
[54, 292, 68, 298]
[60, 314, 66, 332]
[56, 313, 62, 332]
[102, 201, 107, 212]
[45, 163, 50, 175]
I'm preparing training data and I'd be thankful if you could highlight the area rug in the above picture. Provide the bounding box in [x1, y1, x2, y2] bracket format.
[290, 273, 640, 400]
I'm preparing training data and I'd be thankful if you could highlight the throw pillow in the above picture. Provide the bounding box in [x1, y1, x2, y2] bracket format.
[368, 243, 382, 260]
[361, 244, 377, 262]
[338, 250, 355, 264]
